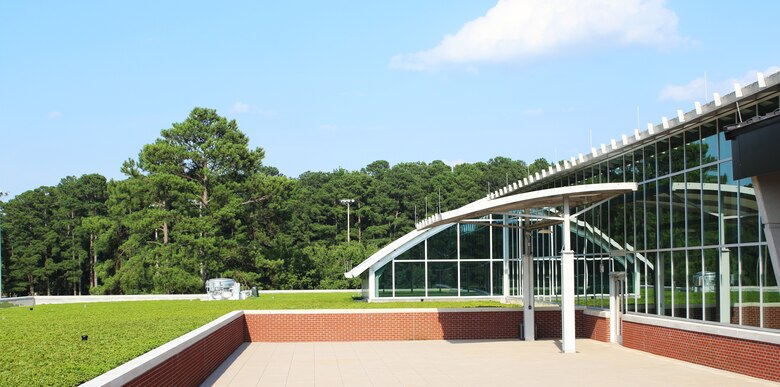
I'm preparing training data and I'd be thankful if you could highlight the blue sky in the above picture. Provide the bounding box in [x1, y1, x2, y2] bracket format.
[1, 0, 778, 198]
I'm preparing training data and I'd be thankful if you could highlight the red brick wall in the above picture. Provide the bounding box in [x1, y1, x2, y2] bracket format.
[125, 314, 246, 387]
[244, 309, 590, 342]
[531, 309, 586, 338]
[623, 320, 780, 382]
[245, 311, 524, 341]
[732, 306, 780, 329]
[581, 313, 609, 342]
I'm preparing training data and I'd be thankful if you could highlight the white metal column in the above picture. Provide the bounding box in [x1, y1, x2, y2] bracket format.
[561, 195, 576, 353]
[503, 215, 510, 298]
[609, 272, 626, 344]
[523, 212, 535, 341]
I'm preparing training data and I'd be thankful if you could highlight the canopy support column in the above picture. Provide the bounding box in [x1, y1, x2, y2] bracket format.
[523, 212, 535, 341]
[561, 195, 576, 353]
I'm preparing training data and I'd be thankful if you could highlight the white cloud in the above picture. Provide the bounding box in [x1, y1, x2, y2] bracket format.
[48, 111, 62, 119]
[231, 101, 251, 113]
[391, 0, 684, 70]
[659, 66, 780, 102]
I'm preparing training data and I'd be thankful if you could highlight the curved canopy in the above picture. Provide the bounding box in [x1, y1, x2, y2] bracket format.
[416, 182, 638, 230]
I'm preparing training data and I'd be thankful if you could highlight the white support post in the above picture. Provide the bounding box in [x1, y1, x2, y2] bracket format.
[503, 215, 510, 298]
[720, 247, 731, 323]
[523, 213, 535, 341]
[561, 195, 576, 353]
[368, 267, 376, 302]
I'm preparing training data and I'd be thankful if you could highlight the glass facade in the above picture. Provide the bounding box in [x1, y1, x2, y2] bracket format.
[374, 215, 521, 298]
[528, 95, 779, 330]
[367, 94, 780, 332]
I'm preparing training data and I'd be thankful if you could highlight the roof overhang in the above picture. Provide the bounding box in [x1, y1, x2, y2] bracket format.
[417, 182, 638, 230]
[345, 182, 637, 279]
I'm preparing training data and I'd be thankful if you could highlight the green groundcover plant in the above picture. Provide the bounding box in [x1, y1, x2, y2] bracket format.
[0, 293, 512, 386]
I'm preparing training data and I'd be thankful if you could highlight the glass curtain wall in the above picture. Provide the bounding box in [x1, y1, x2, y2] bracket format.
[372, 95, 779, 331]
[557, 95, 779, 330]
[375, 214, 520, 299]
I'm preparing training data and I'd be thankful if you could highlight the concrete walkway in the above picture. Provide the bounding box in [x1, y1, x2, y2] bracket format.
[202, 339, 775, 386]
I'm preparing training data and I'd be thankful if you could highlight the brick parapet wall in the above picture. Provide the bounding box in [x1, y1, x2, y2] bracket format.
[98, 307, 780, 385]
[84, 312, 246, 387]
[581, 311, 610, 342]
[243, 308, 590, 342]
[125, 314, 245, 386]
[245, 309, 526, 341]
[623, 319, 780, 382]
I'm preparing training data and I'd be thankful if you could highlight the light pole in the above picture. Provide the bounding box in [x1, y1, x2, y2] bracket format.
[340, 199, 355, 243]
[0, 191, 8, 298]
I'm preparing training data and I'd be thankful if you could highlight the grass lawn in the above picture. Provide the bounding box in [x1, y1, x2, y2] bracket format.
[0, 292, 513, 386]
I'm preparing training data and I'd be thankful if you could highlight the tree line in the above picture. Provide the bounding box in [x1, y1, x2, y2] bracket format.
[0, 108, 548, 296]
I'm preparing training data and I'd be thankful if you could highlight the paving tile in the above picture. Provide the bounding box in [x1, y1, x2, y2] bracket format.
[202, 339, 776, 387]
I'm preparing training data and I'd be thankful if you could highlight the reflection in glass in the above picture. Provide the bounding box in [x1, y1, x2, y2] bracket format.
[657, 252, 670, 314]
[729, 246, 739, 324]
[671, 174, 686, 248]
[657, 138, 670, 177]
[636, 186, 646, 251]
[376, 262, 393, 297]
[427, 262, 458, 296]
[634, 149, 644, 182]
[719, 161, 738, 245]
[644, 144, 657, 180]
[687, 170, 702, 246]
[688, 249, 703, 320]
[492, 260, 503, 296]
[685, 128, 701, 169]
[672, 251, 687, 317]
[657, 178, 671, 249]
[396, 242, 424, 260]
[741, 246, 760, 327]
[670, 134, 685, 174]
[758, 96, 779, 115]
[719, 112, 738, 160]
[395, 262, 425, 297]
[647, 253, 657, 315]
[460, 223, 489, 260]
[609, 156, 623, 183]
[701, 121, 718, 164]
[703, 248, 719, 322]
[461, 261, 490, 296]
[492, 220, 504, 259]
[428, 225, 457, 259]
[646, 181, 658, 251]
[762, 246, 779, 329]
[702, 165, 719, 246]
[739, 178, 760, 243]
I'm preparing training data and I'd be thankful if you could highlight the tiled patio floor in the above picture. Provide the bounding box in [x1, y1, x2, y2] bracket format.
[202, 339, 775, 386]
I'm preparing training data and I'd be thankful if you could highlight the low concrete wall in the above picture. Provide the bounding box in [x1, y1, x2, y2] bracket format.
[2, 290, 361, 306]
[0, 296, 35, 307]
[83, 311, 245, 387]
[33, 294, 209, 304]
